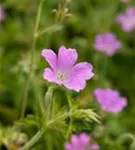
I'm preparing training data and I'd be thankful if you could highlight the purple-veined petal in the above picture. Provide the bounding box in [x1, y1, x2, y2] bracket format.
[64, 76, 86, 92]
[43, 68, 59, 84]
[41, 49, 57, 70]
[58, 46, 78, 68]
[73, 62, 94, 80]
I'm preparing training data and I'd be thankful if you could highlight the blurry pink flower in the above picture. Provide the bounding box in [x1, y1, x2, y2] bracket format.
[65, 133, 100, 150]
[94, 88, 127, 113]
[0, 5, 5, 22]
[120, 0, 130, 3]
[41, 46, 94, 92]
[94, 33, 121, 56]
[117, 7, 135, 32]
[90, 144, 100, 150]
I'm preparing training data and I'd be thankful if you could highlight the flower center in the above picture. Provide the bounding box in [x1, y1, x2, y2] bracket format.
[56, 71, 68, 82]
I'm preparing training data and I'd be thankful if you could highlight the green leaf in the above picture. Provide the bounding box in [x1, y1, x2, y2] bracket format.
[15, 115, 39, 129]
[72, 109, 101, 124]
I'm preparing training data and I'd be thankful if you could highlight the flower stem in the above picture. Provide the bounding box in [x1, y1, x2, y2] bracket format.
[66, 94, 73, 139]
[20, 2, 43, 119]
[20, 111, 73, 150]
[47, 111, 72, 126]
[19, 129, 45, 150]
[102, 55, 108, 79]
[37, 24, 62, 37]
[98, 54, 108, 86]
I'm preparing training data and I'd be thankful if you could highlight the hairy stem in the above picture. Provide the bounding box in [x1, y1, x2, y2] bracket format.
[19, 129, 45, 150]
[20, 2, 43, 119]
[37, 24, 62, 37]
[66, 94, 73, 139]
[20, 111, 73, 150]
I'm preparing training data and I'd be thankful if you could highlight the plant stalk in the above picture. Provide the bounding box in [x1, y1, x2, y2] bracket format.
[20, 2, 43, 119]
[66, 94, 73, 139]
[19, 129, 45, 150]
[20, 111, 74, 150]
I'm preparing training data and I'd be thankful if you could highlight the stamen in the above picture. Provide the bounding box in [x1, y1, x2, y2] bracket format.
[56, 71, 68, 81]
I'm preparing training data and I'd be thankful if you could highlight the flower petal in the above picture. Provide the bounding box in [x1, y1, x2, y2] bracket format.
[73, 62, 94, 80]
[65, 143, 73, 150]
[80, 133, 90, 146]
[43, 68, 57, 83]
[71, 135, 80, 149]
[94, 88, 127, 113]
[90, 144, 100, 150]
[58, 46, 78, 68]
[41, 49, 57, 69]
[64, 77, 86, 92]
[94, 88, 105, 104]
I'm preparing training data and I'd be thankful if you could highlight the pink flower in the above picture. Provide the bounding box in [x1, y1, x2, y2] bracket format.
[94, 88, 127, 113]
[90, 144, 100, 150]
[117, 7, 135, 32]
[120, 0, 130, 3]
[0, 5, 5, 22]
[41, 46, 94, 92]
[94, 33, 121, 56]
[65, 133, 100, 150]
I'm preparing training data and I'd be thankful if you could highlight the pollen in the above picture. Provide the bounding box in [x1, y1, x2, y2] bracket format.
[56, 71, 68, 81]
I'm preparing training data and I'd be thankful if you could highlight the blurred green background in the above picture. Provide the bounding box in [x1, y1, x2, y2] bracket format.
[0, 0, 135, 150]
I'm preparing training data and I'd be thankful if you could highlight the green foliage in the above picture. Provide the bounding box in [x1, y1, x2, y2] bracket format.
[0, 0, 135, 149]
[0, 126, 28, 149]
[71, 109, 101, 132]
